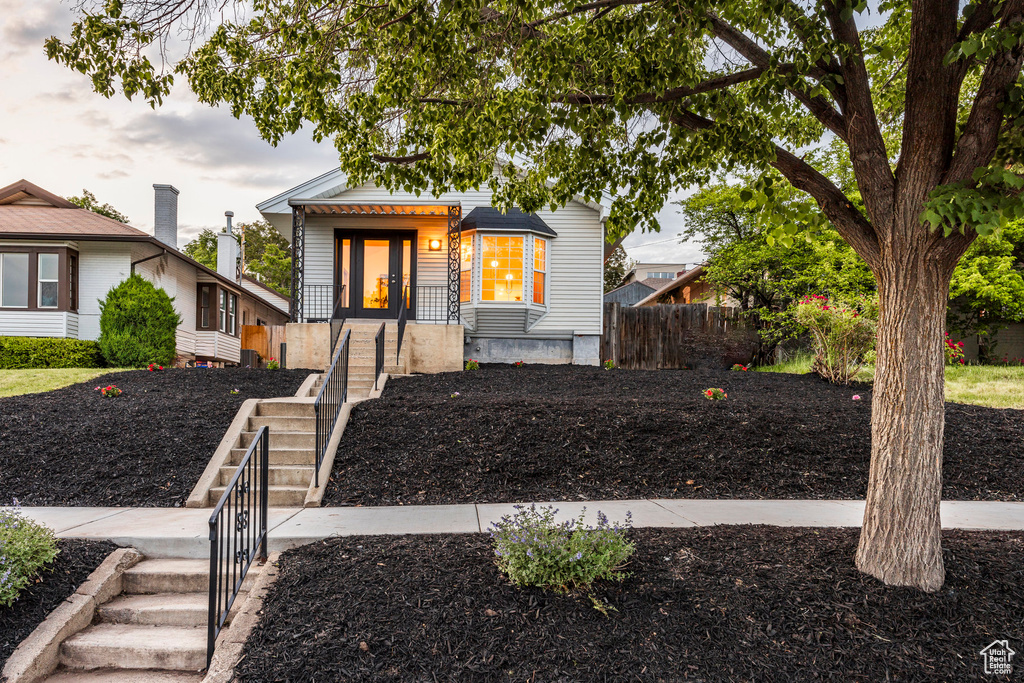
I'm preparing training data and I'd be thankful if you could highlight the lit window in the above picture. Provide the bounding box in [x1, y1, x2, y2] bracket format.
[460, 235, 473, 303]
[38, 253, 59, 308]
[480, 235, 523, 302]
[0, 253, 29, 308]
[533, 237, 546, 305]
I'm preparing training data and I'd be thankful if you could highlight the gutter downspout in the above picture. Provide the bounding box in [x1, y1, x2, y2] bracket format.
[131, 247, 168, 273]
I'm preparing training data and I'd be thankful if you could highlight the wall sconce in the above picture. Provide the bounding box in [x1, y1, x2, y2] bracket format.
[428, 239, 442, 251]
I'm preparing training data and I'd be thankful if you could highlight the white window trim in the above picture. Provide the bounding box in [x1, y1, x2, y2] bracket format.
[37, 253, 59, 309]
[466, 232, 550, 310]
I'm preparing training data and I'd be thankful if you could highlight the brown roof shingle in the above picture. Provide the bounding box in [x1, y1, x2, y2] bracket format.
[0, 205, 149, 238]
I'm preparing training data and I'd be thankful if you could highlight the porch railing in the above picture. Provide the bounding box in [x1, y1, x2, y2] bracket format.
[374, 322, 386, 391]
[415, 285, 450, 323]
[208, 425, 269, 667]
[313, 330, 349, 487]
[303, 284, 345, 323]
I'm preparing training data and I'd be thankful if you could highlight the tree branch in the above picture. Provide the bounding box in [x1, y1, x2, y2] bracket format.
[371, 152, 431, 163]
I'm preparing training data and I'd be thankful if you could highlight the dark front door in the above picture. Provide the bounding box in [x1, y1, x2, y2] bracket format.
[336, 231, 415, 319]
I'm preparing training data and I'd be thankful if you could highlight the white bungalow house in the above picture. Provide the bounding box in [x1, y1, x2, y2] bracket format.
[0, 179, 289, 364]
[257, 168, 606, 366]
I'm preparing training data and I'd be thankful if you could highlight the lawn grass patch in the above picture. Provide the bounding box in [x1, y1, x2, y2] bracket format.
[0, 368, 128, 398]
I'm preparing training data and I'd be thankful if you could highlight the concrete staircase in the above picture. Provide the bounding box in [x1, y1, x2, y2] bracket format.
[44, 559, 258, 682]
[330, 320, 409, 400]
[208, 401, 316, 507]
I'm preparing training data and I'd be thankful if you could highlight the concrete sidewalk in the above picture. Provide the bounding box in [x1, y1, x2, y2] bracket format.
[15, 500, 1024, 558]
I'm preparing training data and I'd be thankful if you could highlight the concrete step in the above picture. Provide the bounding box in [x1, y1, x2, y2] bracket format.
[229, 447, 315, 466]
[246, 415, 316, 432]
[218, 464, 313, 487]
[239, 431, 314, 449]
[60, 624, 206, 672]
[255, 401, 315, 418]
[97, 593, 206, 627]
[123, 560, 210, 595]
[45, 668, 204, 682]
[209, 484, 307, 507]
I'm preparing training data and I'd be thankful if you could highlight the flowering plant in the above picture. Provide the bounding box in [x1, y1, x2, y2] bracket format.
[465, 359, 480, 370]
[704, 387, 727, 400]
[513, 360, 525, 367]
[603, 359, 616, 370]
[147, 363, 164, 372]
[998, 356, 1024, 366]
[795, 294, 877, 384]
[95, 385, 122, 397]
[0, 502, 59, 607]
[450, 391, 460, 398]
[230, 388, 240, 395]
[944, 333, 965, 365]
[731, 364, 749, 371]
[852, 394, 862, 401]
[489, 504, 634, 592]
[266, 358, 280, 370]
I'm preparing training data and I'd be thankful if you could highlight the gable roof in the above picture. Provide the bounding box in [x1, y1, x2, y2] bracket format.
[634, 265, 707, 307]
[0, 179, 149, 239]
[461, 206, 557, 237]
[0, 179, 79, 209]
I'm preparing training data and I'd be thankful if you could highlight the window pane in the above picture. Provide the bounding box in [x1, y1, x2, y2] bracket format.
[363, 240, 390, 309]
[219, 290, 227, 332]
[1, 253, 29, 307]
[39, 281, 58, 308]
[480, 235, 523, 302]
[403, 239, 412, 307]
[534, 238, 546, 271]
[339, 239, 350, 307]
[38, 253, 58, 281]
[533, 272, 545, 305]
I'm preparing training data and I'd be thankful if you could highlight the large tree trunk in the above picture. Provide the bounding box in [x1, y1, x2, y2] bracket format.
[855, 238, 959, 592]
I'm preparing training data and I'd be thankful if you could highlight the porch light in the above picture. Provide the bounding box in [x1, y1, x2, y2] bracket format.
[428, 238, 443, 251]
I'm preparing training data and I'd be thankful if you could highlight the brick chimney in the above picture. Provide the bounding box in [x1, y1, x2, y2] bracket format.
[153, 184, 179, 247]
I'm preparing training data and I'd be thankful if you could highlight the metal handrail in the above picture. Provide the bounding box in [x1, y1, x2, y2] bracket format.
[397, 285, 409, 364]
[208, 425, 270, 667]
[313, 329, 350, 487]
[329, 286, 347, 353]
[374, 322, 386, 391]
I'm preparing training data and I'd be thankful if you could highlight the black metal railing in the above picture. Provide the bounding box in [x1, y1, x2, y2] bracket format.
[397, 285, 409, 363]
[415, 285, 451, 323]
[208, 425, 270, 667]
[303, 284, 345, 323]
[374, 322, 386, 391]
[329, 289, 347, 354]
[313, 330, 349, 487]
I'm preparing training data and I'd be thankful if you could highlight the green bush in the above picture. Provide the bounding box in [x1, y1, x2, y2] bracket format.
[0, 337, 104, 369]
[0, 504, 59, 607]
[98, 274, 181, 367]
[489, 505, 634, 592]
[795, 294, 876, 384]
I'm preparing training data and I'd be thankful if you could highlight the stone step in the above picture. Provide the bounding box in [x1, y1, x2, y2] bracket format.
[246, 415, 316, 433]
[97, 593, 207, 627]
[209, 484, 307, 507]
[60, 625, 206, 672]
[122, 560, 210, 595]
[45, 668, 204, 682]
[239, 431, 314, 449]
[229, 447, 315, 466]
[218, 464, 313, 487]
[255, 401, 315, 418]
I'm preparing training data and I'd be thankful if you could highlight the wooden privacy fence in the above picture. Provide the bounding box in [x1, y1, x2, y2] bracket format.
[240, 325, 287, 365]
[602, 303, 758, 370]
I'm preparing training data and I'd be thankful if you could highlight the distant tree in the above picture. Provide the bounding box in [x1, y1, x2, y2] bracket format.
[182, 228, 218, 270]
[604, 246, 632, 293]
[247, 243, 292, 297]
[66, 189, 129, 223]
[98, 274, 181, 367]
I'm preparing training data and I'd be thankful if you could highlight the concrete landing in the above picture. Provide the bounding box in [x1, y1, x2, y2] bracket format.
[11, 500, 1024, 558]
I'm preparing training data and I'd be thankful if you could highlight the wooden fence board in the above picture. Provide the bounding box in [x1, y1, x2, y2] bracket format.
[241, 324, 286, 365]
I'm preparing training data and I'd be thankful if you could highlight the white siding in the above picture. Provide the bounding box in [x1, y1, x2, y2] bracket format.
[0, 311, 72, 337]
[196, 330, 241, 363]
[66, 312, 78, 338]
[241, 279, 290, 311]
[134, 248, 198, 357]
[77, 242, 133, 340]
[299, 181, 604, 336]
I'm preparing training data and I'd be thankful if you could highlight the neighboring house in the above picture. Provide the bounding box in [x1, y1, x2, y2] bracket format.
[257, 168, 606, 364]
[622, 262, 688, 285]
[634, 265, 720, 307]
[0, 179, 289, 364]
[604, 280, 656, 306]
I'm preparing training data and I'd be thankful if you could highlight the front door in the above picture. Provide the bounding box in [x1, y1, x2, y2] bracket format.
[335, 231, 415, 319]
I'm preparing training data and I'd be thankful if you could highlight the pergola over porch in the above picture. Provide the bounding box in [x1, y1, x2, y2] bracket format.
[287, 199, 462, 323]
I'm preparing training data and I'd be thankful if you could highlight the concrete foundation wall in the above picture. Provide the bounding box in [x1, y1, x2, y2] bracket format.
[464, 334, 601, 365]
[285, 323, 331, 370]
[406, 323, 464, 373]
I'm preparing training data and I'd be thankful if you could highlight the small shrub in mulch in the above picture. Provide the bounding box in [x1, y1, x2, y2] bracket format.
[0, 368, 310, 507]
[237, 527, 1024, 682]
[0, 539, 117, 666]
[323, 365, 1024, 505]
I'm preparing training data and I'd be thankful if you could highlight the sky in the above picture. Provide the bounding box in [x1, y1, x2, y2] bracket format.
[0, 0, 704, 266]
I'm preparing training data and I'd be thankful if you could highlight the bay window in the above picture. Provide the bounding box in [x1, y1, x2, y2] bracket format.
[0, 248, 76, 310]
[460, 235, 473, 303]
[481, 235, 524, 302]
[533, 237, 546, 305]
[197, 283, 239, 336]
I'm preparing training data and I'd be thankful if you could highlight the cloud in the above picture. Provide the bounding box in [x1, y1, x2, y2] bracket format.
[99, 169, 131, 180]
[0, 1, 70, 60]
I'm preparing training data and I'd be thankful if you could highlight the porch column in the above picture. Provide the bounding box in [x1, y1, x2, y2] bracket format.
[290, 205, 305, 321]
[447, 205, 461, 322]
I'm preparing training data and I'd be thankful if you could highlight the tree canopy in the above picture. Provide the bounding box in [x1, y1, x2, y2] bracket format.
[67, 189, 130, 223]
[183, 220, 291, 295]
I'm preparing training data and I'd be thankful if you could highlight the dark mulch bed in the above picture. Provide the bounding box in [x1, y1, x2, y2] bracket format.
[1, 539, 117, 666]
[0, 368, 310, 507]
[238, 527, 1024, 682]
[323, 365, 1024, 505]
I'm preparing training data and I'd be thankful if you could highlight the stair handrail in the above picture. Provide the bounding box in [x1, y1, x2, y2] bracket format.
[208, 425, 270, 667]
[329, 284, 347, 353]
[397, 284, 409, 364]
[313, 329, 350, 487]
[374, 322, 386, 391]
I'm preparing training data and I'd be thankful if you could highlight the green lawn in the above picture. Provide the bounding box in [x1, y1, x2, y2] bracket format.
[757, 354, 1024, 410]
[0, 368, 126, 398]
